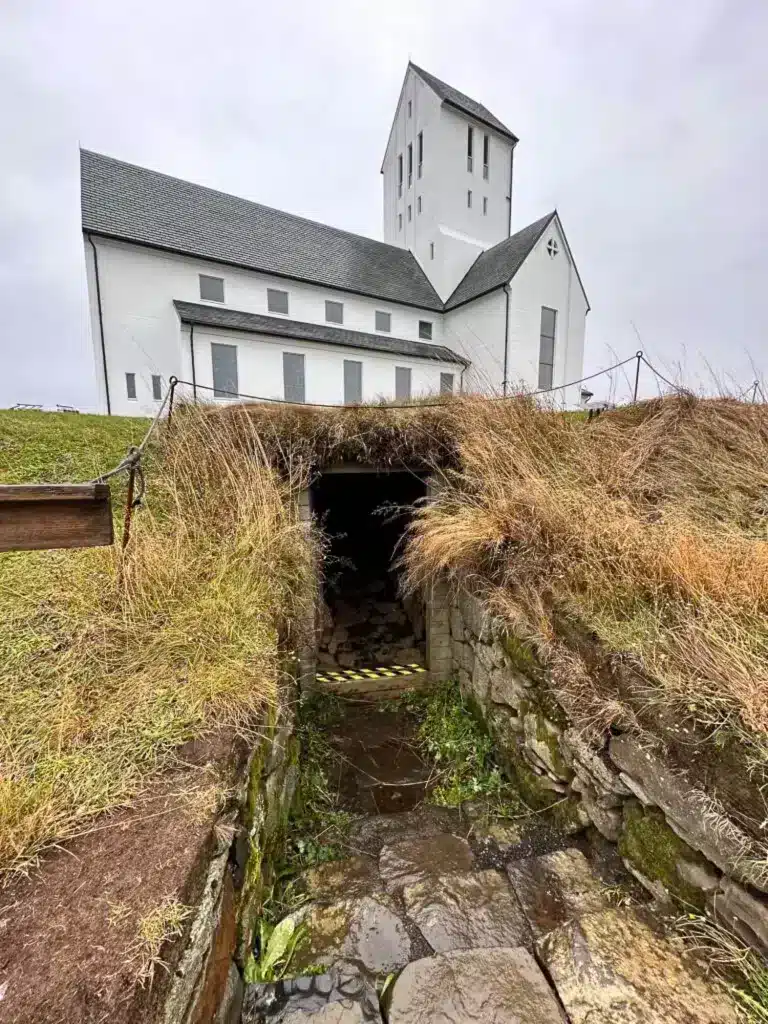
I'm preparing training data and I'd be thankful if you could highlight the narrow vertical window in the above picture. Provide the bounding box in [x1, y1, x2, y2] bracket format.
[397, 153, 403, 197]
[398, 213, 403, 231]
[151, 374, 162, 400]
[344, 360, 363, 404]
[467, 190, 472, 209]
[417, 195, 422, 214]
[395, 366, 412, 401]
[440, 372, 454, 394]
[407, 143, 413, 187]
[283, 352, 305, 403]
[538, 307, 557, 390]
[467, 125, 474, 171]
[483, 134, 490, 179]
[429, 242, 434, 260]
[407, 99, 412, 118]
[417, 131, 423, 177]
[125, 372, 137, 400]
[407, 204, 412, 222]
[211, 343, 238, 398]
[483, 196, 488, 215]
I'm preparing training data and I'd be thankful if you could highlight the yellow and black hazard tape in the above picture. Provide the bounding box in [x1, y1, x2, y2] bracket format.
[316, 663, 427, 684]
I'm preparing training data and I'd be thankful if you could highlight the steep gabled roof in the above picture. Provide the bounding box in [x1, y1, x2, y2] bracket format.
[81, 150, 444, 312]
[409, 63, 518, 142]
[174, 301, 468, 365]
[445, 212, 557, 310]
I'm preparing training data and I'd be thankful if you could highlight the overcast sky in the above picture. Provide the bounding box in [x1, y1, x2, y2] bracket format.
[1, 0, 766, 410]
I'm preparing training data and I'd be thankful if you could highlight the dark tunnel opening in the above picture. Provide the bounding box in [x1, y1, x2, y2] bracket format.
[311, 470, 427, 670]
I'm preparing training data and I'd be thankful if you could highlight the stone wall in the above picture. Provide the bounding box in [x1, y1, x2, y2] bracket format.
[448, 584, 768, 957]
[161, 677, 298, 1024]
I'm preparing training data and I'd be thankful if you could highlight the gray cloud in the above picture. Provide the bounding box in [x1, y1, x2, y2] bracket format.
[1, 0, 766, 409]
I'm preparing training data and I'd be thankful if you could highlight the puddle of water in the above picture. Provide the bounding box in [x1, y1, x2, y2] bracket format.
[326, 704, 432, 814]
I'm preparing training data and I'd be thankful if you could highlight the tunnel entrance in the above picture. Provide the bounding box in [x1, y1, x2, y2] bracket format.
[311, 469, 427, 672]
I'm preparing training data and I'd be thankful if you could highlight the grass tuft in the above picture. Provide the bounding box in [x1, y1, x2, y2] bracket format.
[0, 405, 314, 876]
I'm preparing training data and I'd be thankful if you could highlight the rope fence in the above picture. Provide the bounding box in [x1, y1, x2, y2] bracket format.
[89, 352, 765, 549]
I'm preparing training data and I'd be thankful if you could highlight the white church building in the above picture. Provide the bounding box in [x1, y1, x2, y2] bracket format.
[81, 62, 589, 416]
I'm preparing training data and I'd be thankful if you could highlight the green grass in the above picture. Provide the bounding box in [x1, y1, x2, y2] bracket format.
[0, 405, 313, 875]
[402, 680, 522, 816]
[0, 408, 150, 484]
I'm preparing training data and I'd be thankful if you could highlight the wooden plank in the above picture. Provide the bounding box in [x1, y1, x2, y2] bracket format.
[0, 483, 114, 552]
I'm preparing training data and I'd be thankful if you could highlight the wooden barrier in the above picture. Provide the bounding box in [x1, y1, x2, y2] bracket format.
[0, 484, 114, 552]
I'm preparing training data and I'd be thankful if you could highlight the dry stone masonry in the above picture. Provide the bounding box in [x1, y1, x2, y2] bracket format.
[445, 583, 768, 961]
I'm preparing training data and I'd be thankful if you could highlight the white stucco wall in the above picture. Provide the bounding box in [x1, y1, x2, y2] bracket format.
[189, 326, 460, 407]
[85, 235, 456, 416]
[506, 217, 588, 407]
[444, 289, 506, 393]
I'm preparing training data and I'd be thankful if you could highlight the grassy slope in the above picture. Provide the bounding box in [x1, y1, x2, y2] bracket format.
[0, 407, 311, 875]
[0, 408, 150, 484]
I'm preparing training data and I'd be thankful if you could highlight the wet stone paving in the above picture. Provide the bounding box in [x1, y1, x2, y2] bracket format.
[241, 699, 739, 1023]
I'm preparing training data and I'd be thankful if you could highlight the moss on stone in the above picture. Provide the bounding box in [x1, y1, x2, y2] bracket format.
[502, 630, 543, 679]
[530, 711, 571, 778]
[618, 802, 706, 910]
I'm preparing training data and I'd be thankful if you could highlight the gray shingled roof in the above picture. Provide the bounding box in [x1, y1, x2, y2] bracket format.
[444, 212, 556, 310]
[81, 150, 443, 311]
[409, 63, 518, 142]
[173, 300, 468, 365]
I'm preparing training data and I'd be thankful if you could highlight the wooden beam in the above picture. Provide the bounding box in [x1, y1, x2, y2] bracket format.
[0, 484, 114, 552]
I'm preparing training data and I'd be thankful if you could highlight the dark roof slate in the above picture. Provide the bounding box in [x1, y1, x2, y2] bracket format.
[173, 300, 468, 365]
[444, 212, 556, 309]
[409, 63, 518, 142]
[81, 150, 443, 311]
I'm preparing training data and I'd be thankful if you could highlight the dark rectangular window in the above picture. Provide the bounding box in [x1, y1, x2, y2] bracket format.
[398, 213, 403, 231]
[467, 125, 473, 171]
[344, 360, 363, 404]
[267, 288, 289, 315]
[467, 190, 472, 208]
[483, 134, 489, 179]
[199, 274, 224, 302]
[397, 153, 403, 196]
[418, 320, 433, 340]
[283, 352, 305, 403]
[538, 307, 557, 390]
[417, 131, 423, 177]
[211, 343, 238, 398]
[440, 372, 454, 394]
[407, 204, 412, 222]
[325, 300, 344, 324]
[395, 366, 411, 401]
[407, 99, 412, 118]
[152, 374, 162, 400]
[375, 310, 391, 332]
[483, 196, 488, 215]
[125, 372, 136, 400]
[417, 195, 422, 214]
[429, 242, 434, 260]
[407, 143, 413, 187]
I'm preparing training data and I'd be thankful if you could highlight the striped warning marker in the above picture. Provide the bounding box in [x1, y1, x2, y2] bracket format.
[316, 663, 427, 685]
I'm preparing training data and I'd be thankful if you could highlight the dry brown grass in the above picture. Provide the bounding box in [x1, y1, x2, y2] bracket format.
[210, 396, 460, 473]
[0, 405, 314, 876]
[403, 394, 768, 752]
